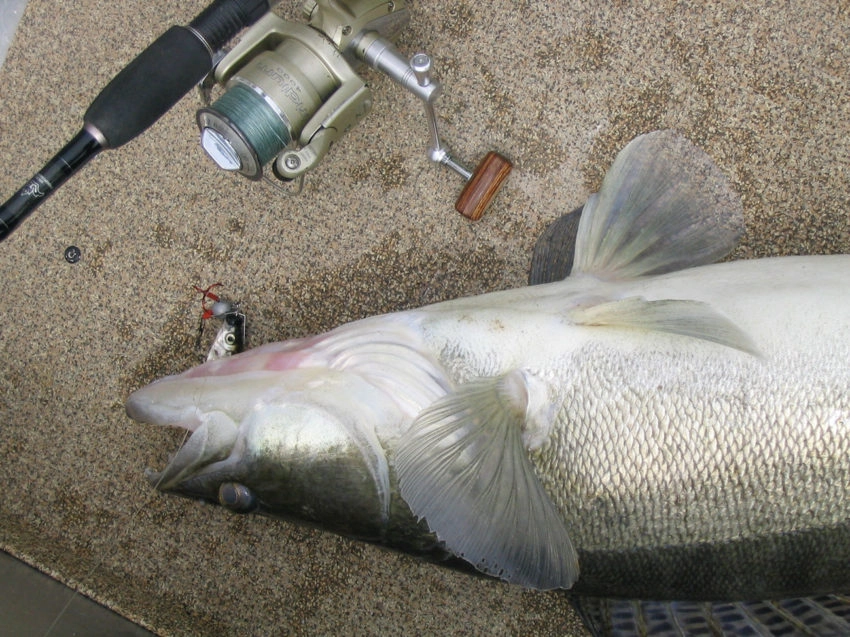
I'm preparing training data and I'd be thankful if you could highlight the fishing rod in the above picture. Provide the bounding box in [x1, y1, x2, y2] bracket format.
[0, 0, 278, 242]
[1, 0, 511, 243]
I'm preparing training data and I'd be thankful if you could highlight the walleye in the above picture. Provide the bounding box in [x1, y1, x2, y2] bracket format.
[126, 131, 850, 635]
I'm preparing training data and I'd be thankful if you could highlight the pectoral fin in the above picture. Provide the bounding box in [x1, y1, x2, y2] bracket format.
[396, 371, 579, 590]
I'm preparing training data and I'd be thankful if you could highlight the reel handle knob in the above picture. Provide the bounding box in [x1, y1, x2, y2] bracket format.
[358, 44, 512, 220]
[455, 152, 513, 221]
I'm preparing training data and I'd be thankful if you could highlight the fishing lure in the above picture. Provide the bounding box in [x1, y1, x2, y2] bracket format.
[193, 283, 246, 361]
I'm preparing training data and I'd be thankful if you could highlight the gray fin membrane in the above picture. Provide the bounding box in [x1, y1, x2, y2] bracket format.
[570, 297, 760, 356]
[571, 130, 744, 279]
[530, 130, 745, 285]
[396, 373, 579, 590]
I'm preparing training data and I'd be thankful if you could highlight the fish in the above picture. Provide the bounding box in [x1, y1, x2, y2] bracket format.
[126, 130, 850, 635]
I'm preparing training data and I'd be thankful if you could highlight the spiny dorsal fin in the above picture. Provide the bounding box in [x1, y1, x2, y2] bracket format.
[396, 370, 579, 590]
[529, 205, 583, 284]
[570, 130, 744, 279]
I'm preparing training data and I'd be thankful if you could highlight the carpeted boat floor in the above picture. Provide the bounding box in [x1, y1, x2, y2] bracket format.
[1, 1, 848, 635]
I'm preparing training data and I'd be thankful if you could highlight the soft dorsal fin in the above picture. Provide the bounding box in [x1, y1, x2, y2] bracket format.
[571, 296, 760, 355]
[395, 370, 579, 590]
[569, 130, 744, 279]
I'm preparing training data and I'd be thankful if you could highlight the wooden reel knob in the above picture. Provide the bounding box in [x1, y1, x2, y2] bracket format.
[455, 151, 513, 221]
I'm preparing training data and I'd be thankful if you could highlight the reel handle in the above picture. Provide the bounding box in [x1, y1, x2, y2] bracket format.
[355, 42, 512, 219]
[407, 52, 512, 220]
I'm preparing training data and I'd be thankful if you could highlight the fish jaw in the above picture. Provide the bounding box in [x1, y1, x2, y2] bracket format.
[126, 325, 446, 540]
[142, 396, 395, 540]
[125, 337, 321, 431]
[125, 370, 286, 433]
[126, 361, 353, 502]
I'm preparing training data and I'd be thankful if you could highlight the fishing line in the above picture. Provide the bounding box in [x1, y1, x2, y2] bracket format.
[205, 83, 293, 169]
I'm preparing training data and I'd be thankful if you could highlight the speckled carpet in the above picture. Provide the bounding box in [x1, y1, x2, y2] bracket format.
[1, 1, 848, 635]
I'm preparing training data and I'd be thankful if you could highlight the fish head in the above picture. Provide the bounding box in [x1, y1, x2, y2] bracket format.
[126, 339, 404, 539]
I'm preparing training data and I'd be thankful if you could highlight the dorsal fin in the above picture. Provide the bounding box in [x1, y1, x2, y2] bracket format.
[532, 130, 745, 284]
[573, 130, 744, 278]
[529, 205, 583, 284]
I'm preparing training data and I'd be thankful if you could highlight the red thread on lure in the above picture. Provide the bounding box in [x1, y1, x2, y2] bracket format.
[193, 283, 223, 320]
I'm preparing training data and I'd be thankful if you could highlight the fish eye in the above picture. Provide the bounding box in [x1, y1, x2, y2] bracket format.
[224, 333, 237, 346]
[218, 482, 257, 513]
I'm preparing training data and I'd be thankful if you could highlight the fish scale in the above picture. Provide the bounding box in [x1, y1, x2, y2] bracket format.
[538, 336, 850, 550]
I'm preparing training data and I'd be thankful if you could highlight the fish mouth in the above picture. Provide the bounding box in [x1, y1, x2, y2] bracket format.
[143, 410, 243, 496]
[126, 368, 291, 500]
[124, 377, 231, 502]
[125, 375, 212, 432]
[145, 450, 260, 515]
[126, 362, 291, 430]
[126, 377, 246, 497]
[137, 403, 276, 518]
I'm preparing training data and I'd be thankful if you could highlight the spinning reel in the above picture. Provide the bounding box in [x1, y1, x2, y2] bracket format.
[197, 0, 511, 219]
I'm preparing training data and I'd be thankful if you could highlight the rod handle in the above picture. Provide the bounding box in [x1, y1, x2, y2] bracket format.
[83, 27, 215, 148]
[84, 0, 272, 148]
[0, 0, 274, 242]
[455, 151, 512, 221]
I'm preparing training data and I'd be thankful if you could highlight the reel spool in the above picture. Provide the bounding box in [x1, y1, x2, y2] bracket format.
[198, 12, 374, 182]
[197, 0, 511, 219]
